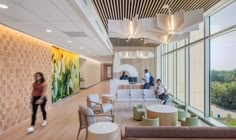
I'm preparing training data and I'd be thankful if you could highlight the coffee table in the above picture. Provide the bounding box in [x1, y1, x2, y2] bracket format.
[88, 122, 118, 140]
[146, 104, 178, 126]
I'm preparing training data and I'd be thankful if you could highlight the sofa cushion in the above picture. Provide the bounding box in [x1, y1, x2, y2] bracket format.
[96, 116, 113, 122]
[137, 108, 146, 112]
[102, 103, 113, 112]
[124, 126, 236, 138]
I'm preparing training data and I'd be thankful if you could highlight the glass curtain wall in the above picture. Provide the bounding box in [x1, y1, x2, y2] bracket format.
[177, 48, 185, 102]
[210, 1, 236, 127]
[189, 42, 204, 112]
[160, 1, 236, 127]
[210, 31, 236, 126]
[162, 45, 168, 87]
[168, 53, 174, 95]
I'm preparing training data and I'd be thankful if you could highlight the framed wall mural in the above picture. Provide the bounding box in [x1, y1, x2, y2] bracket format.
[51, 47, 80, 103]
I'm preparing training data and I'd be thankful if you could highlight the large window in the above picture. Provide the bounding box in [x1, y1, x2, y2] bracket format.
[176, 39, 185, 48]
[173, 51, 177, 98]
[190, 21, 204, 42]
[210, 31, 236, 127]
[189, 42, 204, 112]
[160, 1, 236, 127]
[168, 43, 174, 52]
[210, 1, 236, 34]
[162, 45, 167, 54]
[168, 53, 174, 95]
[177, 48, 185, 102]
[162, 46, 168, 86]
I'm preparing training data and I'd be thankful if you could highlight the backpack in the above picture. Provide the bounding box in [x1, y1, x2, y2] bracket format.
[149, 75, 154, 86]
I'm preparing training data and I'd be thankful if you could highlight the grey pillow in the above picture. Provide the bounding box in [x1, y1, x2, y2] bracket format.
[87, 94, 100, 107]
[79, 105, 96, 126]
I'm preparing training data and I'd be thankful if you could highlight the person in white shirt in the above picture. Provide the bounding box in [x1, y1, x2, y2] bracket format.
[142, 69, 150, 89]
[155, 79, 168, 104]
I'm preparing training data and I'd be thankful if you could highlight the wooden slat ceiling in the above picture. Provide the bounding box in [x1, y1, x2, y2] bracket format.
[92, 0, 220, 32]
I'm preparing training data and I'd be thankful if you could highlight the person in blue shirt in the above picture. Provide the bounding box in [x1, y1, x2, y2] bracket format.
[142, 69, 150, 89]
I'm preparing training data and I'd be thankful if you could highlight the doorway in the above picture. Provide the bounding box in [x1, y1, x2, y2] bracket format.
[104, 64, 113, 80]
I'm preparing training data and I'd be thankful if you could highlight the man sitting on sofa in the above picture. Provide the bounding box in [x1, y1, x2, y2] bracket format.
[155, 79, 168, 105]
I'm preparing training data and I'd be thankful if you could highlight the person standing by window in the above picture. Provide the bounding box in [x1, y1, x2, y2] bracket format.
[155, 79, 168, 104]
[27, 72, 47, 133]
[142, 69, 150, 89]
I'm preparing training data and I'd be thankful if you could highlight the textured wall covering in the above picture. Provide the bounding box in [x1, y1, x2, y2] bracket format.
[52, 47, 80, 103]
[0, 25, 52, 132]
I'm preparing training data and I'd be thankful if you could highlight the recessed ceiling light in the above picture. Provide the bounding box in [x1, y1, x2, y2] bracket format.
[80, 47, 83, 49]
[0, 4, 8, 9]
[46, 29, 52, 33]
[67, 41, 72, 43]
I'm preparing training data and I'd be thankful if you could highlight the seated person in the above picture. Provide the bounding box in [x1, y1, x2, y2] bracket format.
[155, 79, 168, 104]
[120, 71, 128, 80]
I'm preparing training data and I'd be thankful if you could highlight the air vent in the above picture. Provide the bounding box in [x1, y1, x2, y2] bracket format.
[83, 0, 87, 5]
[64, 32, 87, 37]
[95, 20, 103, 34]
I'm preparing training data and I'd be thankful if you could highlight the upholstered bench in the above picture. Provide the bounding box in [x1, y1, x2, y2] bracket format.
[121, 126, 236, 140]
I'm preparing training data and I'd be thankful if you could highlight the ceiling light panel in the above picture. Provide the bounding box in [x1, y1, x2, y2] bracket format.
[0, 4, 8, 9]
[92, 0, 220, 32]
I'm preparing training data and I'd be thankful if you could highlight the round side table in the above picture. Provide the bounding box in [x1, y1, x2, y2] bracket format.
[88, 122, 119, 140]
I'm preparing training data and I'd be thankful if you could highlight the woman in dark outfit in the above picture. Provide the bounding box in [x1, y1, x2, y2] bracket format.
[27, 72, 47, 133]
[120, 71, 128, 80]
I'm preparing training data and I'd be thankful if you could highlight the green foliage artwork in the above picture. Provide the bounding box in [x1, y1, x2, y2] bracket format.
[51, 47, 80, 103]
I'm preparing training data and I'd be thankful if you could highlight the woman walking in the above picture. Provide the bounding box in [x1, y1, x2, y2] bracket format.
[27, 72, 47, 133]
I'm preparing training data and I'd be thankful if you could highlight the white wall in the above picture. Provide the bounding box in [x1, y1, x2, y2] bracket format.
[80, 58, 101, 88]
[113, 46, 157, 81]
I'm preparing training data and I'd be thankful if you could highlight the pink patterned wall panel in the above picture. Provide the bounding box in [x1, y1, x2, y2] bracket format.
[0, 25, 52, 132]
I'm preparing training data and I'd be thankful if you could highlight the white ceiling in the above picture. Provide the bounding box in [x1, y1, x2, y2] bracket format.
[0, 0, 113, 63]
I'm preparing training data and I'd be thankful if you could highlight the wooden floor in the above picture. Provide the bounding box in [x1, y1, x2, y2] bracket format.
[0, 81, 110, 140]
[0, 81, 209, 140]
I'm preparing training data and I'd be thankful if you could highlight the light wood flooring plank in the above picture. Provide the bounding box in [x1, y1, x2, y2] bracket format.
[0, 81, 110, 140]
[0, 81, 208, 140]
